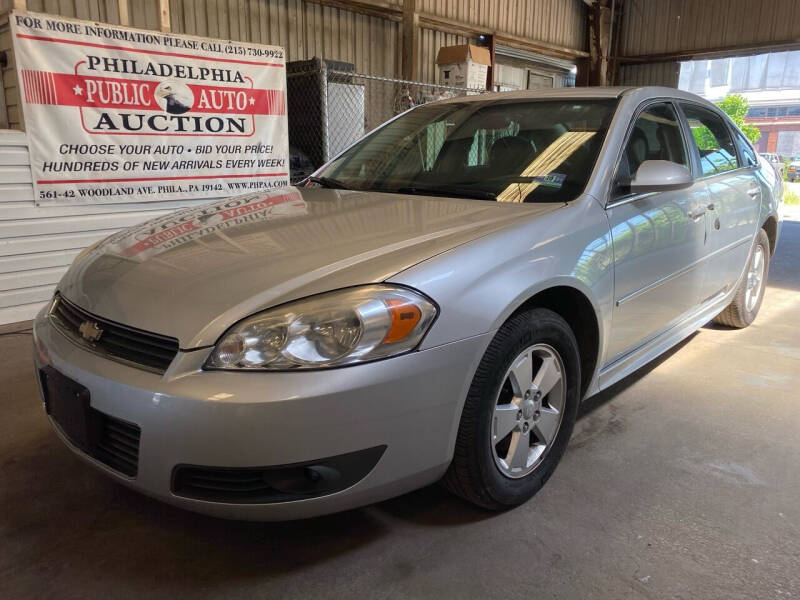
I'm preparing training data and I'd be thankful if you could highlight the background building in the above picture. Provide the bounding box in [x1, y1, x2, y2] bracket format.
[679, 52, 800, 156]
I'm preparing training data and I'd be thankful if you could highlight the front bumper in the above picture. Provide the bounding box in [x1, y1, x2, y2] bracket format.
[32, 308, 490, 520]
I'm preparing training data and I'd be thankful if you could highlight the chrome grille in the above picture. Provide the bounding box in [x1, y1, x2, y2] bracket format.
[49, 294, 179, 374]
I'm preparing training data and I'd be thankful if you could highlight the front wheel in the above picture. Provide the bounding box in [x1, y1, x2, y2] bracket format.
[443, 308, 580, 510]
[714, 228, 770, 328]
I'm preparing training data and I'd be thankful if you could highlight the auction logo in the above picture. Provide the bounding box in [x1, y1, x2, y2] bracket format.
[154, 81, 194, 115]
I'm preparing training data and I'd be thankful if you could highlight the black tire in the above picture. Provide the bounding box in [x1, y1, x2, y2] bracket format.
[442, 308, 581, 510]
[714, 228, 770, 328]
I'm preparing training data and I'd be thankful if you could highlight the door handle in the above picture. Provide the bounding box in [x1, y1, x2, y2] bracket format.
[747, 188, 760, 198]
[688, 206, 707, 220]
[706, 203, 715, 211]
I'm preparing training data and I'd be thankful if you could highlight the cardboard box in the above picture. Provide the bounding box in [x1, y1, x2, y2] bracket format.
[436, 44, 491, 90]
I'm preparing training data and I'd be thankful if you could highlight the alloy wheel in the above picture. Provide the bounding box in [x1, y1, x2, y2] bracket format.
[490, 343, 566, 479]
[745, 244, 766, 313]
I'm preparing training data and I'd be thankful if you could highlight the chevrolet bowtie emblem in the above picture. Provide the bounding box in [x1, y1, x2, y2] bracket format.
[78, 320, 103, 343]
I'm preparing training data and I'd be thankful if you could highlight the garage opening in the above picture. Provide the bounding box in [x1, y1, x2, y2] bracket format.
[678, 51, 800, 156]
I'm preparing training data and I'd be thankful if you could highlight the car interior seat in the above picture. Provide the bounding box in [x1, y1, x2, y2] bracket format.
[626, 127, 650, 175]
[488, 136, 537, 175]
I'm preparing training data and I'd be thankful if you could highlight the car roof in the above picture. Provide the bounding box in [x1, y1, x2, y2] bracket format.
[435, 87, 633, 103]
[433, 86, 711, 105]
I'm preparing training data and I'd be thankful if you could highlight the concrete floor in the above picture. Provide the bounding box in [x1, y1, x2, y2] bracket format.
[2, 222, 799, 600]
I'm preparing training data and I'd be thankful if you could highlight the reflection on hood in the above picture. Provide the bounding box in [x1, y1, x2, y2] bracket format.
[98, 188, 307, 263]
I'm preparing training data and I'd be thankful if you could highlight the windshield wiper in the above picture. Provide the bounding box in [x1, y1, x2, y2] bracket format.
[396, 185, 497, 201]
[306, 175, 350, 190]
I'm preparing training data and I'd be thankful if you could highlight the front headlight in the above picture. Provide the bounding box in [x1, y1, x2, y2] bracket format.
[205, 285, 438, 370]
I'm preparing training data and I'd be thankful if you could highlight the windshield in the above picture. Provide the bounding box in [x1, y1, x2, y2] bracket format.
[315, 98, 618, 203]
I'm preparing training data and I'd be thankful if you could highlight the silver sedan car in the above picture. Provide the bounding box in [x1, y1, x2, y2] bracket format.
[33, 87, 782, 520]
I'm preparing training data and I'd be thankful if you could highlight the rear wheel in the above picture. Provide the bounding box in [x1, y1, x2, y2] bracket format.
[714, 228, 770, 328]
[443, 308, 580, 510]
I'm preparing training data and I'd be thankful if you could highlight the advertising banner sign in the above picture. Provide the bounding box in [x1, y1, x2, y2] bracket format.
[10, 11, 289, 205]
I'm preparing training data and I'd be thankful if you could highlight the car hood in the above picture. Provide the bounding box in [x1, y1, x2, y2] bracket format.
[58, 187, 559, 348]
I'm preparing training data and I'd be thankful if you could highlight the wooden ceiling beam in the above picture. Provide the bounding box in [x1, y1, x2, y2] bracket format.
[302, 0, 403, 21]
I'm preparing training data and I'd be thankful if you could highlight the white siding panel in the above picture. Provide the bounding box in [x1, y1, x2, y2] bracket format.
[0, 283, 54, 312]
[0, 302, 47, 325]
[0, 185, 34, 203]
[0, 265, 65, 298]
[0, 231, 110, 257]
[0, 211, 182, 238]
[0, 248, 80, 274]
[0, 147, 29, 166]
[0, 165, 32, 184]
[0, 131, 216, 324]
[0, 199, 210, 220]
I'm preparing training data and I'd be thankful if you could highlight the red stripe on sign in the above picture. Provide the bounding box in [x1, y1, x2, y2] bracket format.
[21, 70, 286, 116]
[22, 69, 59, 104]
[49, 71, 58, 104]
[36, 70, 44, 102]
[28, 70, 36, 103]
[37, 172, 289, 184]
[15, 33, 285, 68]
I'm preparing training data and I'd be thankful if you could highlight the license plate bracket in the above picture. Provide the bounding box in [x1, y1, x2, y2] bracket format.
[40, 366, 100, 452]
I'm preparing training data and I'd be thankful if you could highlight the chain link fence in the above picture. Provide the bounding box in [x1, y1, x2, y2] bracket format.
[287, 58, 486, 183]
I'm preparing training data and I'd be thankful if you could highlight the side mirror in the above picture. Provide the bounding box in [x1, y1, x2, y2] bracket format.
[630, 160, 693, 193]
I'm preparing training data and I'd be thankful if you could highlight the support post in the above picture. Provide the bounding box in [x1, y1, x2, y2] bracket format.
[587, 0, 612, 86]
[117, 0, 129, 26]
[159, 0, 171, 33]
[319, 59, 329, 163]
[402, 0, 419, 81]
[486, 34, 496, 91]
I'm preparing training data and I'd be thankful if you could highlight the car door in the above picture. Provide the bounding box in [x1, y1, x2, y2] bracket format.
[678, 103, 760, 304]
[604, 100, 710, 362]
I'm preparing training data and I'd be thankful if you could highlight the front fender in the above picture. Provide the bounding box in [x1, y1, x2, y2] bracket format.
[389, 194, 614, 380]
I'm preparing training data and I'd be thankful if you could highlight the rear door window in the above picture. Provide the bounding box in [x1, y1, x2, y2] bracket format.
[680, 103, 739, 176]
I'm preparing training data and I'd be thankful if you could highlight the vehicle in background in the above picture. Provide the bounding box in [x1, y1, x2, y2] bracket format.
[787, 156, 800, 181]
[760, 152, 784, 176]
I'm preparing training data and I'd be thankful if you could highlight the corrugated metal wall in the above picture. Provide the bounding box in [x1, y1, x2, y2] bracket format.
[1, 0, 124, 23]
[418, 0, 585, 51]
[621, 0, 800, 57]
[618, 61, 679, 88]
[169, 0, 400, 76]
